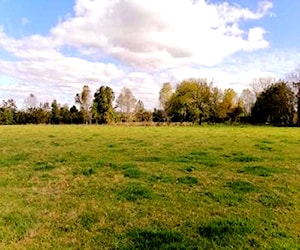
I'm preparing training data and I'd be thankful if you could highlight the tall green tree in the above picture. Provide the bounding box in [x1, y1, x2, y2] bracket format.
[51, 100, 61, 124]
[93, 86, 116, 124]
[60, 105, 72, 124]
[0, 99, 17, 125]
[208, 87, 222, 123]
[167, 79, 211, 124]
[251, 82, 296, 126]
[69, 105, 82, 124]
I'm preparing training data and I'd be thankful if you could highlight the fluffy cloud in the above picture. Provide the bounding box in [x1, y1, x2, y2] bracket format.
[0, 25, 124, 106]
[0, 0, 279, 108]
[51, 0, 273, 69]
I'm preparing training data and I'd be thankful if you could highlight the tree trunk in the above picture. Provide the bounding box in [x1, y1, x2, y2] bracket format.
[298, 88, 300, 126]
[296, 82, 300, 126]
[198, 115, 202, 125]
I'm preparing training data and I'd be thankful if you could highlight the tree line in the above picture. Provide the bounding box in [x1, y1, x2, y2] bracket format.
[1, 69, 300, 126]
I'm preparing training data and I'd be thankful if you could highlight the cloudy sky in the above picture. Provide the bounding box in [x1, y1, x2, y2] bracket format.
[0, 0, 300, 109]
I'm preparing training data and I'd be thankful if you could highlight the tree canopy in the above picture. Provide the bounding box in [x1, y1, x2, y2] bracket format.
[251, 82, 296, 126]
[0, 76, 299, 126]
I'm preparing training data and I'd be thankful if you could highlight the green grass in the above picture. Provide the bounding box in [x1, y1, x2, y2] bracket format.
[197, 217, 255, 247]
[123, 167, 143, 179]
[121, 228, 189, 249]
[238, 165, 284, 177]
[116, 182, 154, 201]
[0, 125, 299, 249]
[226, 180, 258, 193]
[177, 176, 199, 185]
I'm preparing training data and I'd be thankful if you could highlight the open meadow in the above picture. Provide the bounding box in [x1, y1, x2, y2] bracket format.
[0, 125, 299, 249]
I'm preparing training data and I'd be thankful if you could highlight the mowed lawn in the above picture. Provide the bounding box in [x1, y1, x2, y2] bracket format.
[0, 125, 299, 249]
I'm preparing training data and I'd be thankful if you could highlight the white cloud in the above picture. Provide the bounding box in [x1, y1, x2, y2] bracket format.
[1, 0, 293, 109]
[116, 72, 160, 108]
[0, 25, 124, 107]
[51, 0, 273, 69]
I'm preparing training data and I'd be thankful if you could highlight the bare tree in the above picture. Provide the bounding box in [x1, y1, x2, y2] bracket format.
[287, 67, 300, 125]
[159, 82, 173, 110]
[24, 93, 38, 110]
[116, 87, 137, 114]
[75, 85, 92, 124]
[250, 76, 276, 97]
[240, 88, 256, 114]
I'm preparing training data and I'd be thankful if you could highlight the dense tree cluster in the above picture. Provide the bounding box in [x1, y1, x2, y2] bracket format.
[1, 68, 300, 126]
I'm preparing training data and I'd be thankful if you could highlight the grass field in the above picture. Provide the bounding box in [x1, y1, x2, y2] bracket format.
[0, 125, 299, 249]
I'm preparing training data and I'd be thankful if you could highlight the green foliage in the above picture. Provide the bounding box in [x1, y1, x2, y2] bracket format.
[166, 79, 211, 124]
[251, 82, 296, 125]
[0, 99, 17, 125]
[50, 99, 61, 124]
[93, 86, 116, 124]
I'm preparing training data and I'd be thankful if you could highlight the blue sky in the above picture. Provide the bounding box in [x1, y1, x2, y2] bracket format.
[0, 0, 299, 109]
